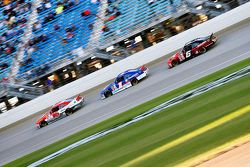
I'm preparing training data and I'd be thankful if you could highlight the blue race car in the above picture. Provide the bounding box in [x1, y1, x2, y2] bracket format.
[100, 65, 148, 99]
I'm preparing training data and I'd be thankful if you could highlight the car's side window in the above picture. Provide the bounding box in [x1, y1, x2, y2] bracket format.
[191, 42, 200, 48]
[124, 73, 132, 79]
[59, 104, 65, 109]
[116, 76, 124, 83]
[184, 45, 192, 51]
[51, 106, 59, 113]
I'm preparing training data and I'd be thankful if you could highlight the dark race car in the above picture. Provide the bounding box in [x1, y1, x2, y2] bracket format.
[168, 33, 217, 68]
[100, 65, 148, 99]
[36, 95, 84, 128]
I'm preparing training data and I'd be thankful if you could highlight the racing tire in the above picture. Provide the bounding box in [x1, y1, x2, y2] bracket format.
[199, 47, 207, 54]
[40, 121, 48, 128]
[104, 91, 112, 98]
[65, 108, 73, 116]
[171, 60, 179, 67]
[131, 79, 139, 86]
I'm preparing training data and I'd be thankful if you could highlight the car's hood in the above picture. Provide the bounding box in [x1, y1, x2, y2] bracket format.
[36, 111, 50, 124]
[169, 51, 180, 60]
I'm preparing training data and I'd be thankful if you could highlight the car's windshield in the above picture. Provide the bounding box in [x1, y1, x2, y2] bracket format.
[51, 106, 59, 112]
[116, 76, 124, 83]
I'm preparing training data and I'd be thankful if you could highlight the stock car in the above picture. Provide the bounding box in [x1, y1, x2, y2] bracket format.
[100, 65, 148, 99]
[36, 95, 84, 128]
[168, 33, 217, 68]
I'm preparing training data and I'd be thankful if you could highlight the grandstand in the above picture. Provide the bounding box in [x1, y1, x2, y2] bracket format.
[18, 0, 100, 79]
[0, 0, 247, 112]
[0, 0, 32, 81]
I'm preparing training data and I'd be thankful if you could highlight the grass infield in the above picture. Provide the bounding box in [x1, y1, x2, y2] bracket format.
[5, 58, 250, 167]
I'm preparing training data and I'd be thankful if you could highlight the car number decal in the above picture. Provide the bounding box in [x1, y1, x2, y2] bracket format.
[186, 50, 191, 58]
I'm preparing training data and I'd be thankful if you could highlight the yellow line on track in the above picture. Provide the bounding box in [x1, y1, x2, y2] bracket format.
[121, 105, 250, 167]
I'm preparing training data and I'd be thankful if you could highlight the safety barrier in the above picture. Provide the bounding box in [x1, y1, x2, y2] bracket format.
[0, 2, 249, 129]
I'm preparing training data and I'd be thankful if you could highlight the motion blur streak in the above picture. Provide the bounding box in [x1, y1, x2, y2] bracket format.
[122, 105, 250, 167]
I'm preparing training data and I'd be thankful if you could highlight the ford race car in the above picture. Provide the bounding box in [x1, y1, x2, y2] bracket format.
[36, 95, 84, 128]
[168, 33, 217, 68]
[100, 65, 148, 99]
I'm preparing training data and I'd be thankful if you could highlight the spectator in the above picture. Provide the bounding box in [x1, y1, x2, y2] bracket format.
[54, 24, 60, 31]
[66, 32, 74, 39]
[62, 38, 68, 45]
[44, 12, 55, 23]
[56, 2, 64, 14]
[64, 0, 75, 9]
[88, 23, 94, 30]
[45, 0, 52, 9]
[32, 22, 42, 31]
[0, 63, 9, 70]
[101, 25, 109, 32]
[148, 0, 157, 4]
[81, 9, 91, 17]
[3, 0, 11, 6]
[65, 24, 77, 32]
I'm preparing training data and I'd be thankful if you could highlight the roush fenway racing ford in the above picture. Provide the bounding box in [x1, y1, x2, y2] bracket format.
[168, 33, 217, 68]
[36, 95, 84, 128]
[100, 65, 148, 99]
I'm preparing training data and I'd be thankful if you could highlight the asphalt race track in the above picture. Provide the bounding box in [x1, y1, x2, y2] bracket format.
[0, 21, 250, 166]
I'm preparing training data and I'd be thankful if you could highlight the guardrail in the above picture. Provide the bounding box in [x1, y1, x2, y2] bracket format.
[0, 2, 249, 130]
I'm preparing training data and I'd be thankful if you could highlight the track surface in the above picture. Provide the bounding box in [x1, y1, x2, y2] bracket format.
[0, 22, 250, 165]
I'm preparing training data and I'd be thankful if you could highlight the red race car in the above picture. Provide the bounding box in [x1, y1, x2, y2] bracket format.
[36, 95, 84, 128]
[168, 33, 217, 68]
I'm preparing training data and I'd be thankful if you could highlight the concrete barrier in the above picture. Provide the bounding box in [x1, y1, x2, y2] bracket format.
[0, 2, 249, 129]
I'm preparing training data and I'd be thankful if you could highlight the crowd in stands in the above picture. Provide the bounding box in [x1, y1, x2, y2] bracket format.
[17, 0, 100, 79]
[0, 0, 32, 81]
[1, 0, 180, 82]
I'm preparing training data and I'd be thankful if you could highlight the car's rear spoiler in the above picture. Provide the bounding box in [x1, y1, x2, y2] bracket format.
[139, 65, 148, 71]
[210, 33, 214, 39]
[75, 95, 84, 101]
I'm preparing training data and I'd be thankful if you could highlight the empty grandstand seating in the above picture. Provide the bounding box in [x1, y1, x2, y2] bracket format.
[18, 0, 100, 79]
[0, 0, 32, 81]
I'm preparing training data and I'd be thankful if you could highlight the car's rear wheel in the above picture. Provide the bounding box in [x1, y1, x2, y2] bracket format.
[40, 121, 48, 128]
[131, 79, 139, 86]
[65, 108, 73, 116]
[104, 91, 112, 98]
[199, 47, 207, 54]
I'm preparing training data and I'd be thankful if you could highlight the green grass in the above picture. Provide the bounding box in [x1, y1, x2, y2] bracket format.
[5, 58, 250, 167]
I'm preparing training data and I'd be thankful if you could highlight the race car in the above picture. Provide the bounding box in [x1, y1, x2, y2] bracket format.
[36, 95, 84, 128]
[100, 65, 148, 99]
[168, 33, 217, 68]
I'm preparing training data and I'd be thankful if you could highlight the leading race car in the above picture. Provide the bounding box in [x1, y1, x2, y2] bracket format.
[168, 33, 217, 68]
[100, 65, 148, 99]
[36, 95, 84, 128]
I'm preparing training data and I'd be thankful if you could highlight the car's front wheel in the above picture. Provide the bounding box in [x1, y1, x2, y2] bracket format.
[131, 78, 139, 86]
[171, 60, 179, 67]
[65, 108, 73, 116]
[104, 91, 112, 98]
[40, 121, 48, 128]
